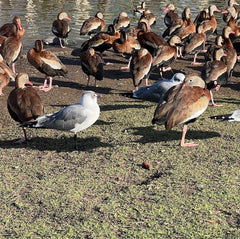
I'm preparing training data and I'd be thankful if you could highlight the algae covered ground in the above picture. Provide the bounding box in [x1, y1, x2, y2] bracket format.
[0, 46, 240, 238]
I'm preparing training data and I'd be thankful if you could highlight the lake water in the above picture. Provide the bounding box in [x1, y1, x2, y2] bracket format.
[0, 0, 229, 49]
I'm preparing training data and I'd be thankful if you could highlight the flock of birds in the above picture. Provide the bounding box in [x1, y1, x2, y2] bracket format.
[0, 1, 240, 149]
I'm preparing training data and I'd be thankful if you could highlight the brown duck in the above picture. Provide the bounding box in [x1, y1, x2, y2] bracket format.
[7, 73, 44, 143]
[80, 48, 103, 87]
[52, 12, 71, 48]
[27, 40, 68, 92]
[152, 75, 210, 147]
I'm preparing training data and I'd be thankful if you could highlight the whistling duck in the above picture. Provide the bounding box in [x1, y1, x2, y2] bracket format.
[0, 24, 22, 74]
[205, 35, 223, 61]
[27, 40, 68, 92]
[194, 7, 209, 26]
[140, 9, 156, 27]
[210, 107, 240, 122]
[152, 35, 182, 77]
[0, 54, 16, 95]
[113, 30, 140, 55]
[126, 20, 150, 40]
[0, 16, 24, 38]
[130, 48, 152, 90]
[197, 5, 220, 37]
[80, 11, 105, 37]
[152, 75, 210, 147]
[7, 73, 44, 143]
[222, 26, 237, 81]
[137, 22, 167, 55]
[0, 35, 7, 46]
[182, 24, 207, 65]
[134, 2, 146, 15]
[223, 7, 240, 36]
[132, 72, 185, 102]
[173, 8, 195, 40]
[81, 24, 120, 53]
[201, 48, 228, 106]
[222, 0, 239, 23]
[52, 12, 71, 48]
[113, 12, 130, 31]
[80, 48, 103, 87]
[21, 91, 100, 150]
[162, 7, 194, 40]
[164, 3, 180, 28]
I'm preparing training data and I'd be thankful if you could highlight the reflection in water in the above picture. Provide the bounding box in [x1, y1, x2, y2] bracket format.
[0, 0, 228, 48]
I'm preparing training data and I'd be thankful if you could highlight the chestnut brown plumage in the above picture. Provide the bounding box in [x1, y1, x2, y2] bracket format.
[130, 48, 152, 90]
[222, 0, 239, 23]
[113, 30, 140, 55]
[222, 26, 237, 80]
[52, 12, 71, 48]
[0, 24, 22, 73]
[164, 3, 180, 28]
[80, 12, 105, 37]
[0, 16, 24, 38]
[137, 22, 167, 56]
[182, 24, 207, 64]
[0, 54, 16, 95]
[162, 7, 195, 40]
[152, 35, 182, 76]
[27, 40, 68, 92]
[7, 73, 44, 143]
[113, 12, 130, 31]
[201, 48, 228, 106]
[152, 75, 210, 147]
[140, 9, 156, 27]
[80, 48, 103, 87]
[81, 24, 120, 53]
[197, 5, 220, 37]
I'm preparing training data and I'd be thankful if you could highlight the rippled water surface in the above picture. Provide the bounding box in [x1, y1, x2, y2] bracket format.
[0, 0, 229, 49]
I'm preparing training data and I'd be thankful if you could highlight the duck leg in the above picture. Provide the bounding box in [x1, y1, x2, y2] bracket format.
[59, 38, 65, 48]
[209, 87, 222, 107]
[15, 127, 31, 144]
[12, 63, 16, 74]
[180, 124, 198, 147]
[191, 53, 202, 65]
[39, 76, 54, 92]
[120, 56, 132, 70]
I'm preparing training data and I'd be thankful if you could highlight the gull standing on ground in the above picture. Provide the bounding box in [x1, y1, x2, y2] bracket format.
[22, 91, 101, 150]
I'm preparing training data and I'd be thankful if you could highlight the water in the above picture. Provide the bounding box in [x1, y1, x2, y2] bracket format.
[0, 0, 228, 49]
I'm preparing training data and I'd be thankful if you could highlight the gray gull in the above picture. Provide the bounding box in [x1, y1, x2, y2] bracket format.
[210, 108, 240, 122]
[22, 91, 100, 150]
[133, 72, 185, 102]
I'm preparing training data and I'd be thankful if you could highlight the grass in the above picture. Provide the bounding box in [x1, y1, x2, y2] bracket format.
[0, 48, 240, 238]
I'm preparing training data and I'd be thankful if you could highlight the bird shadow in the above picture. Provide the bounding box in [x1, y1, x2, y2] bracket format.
[104, 68, 131, 80]
[210, 97, 240, 105]
[59, 56, 81, 66]
[28, 76, 113, 93]
[29, 76, 83, 90]
[127, 126, 221, 144]
[100, 102, 153, 112]
[0, 136, 112, 152]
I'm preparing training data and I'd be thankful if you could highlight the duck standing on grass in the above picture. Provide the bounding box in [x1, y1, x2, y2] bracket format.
[7, 73, 44, 143]
[152, 75, 210, 147]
